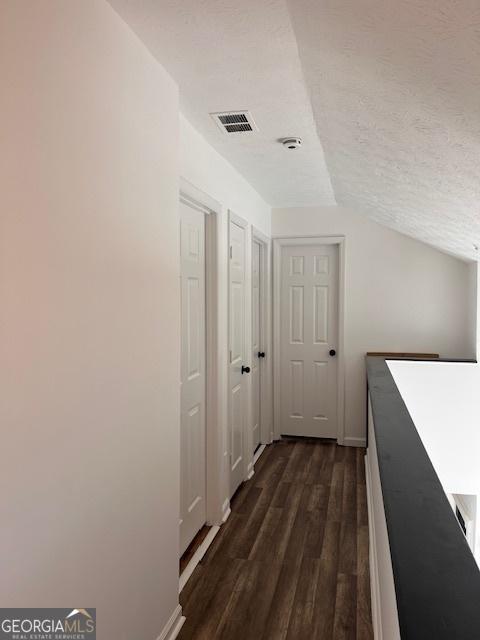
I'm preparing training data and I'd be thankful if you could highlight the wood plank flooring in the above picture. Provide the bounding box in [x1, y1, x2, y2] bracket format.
[179, 439, 373, 640]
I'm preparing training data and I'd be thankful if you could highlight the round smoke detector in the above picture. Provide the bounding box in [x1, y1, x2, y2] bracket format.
[281, 137, 302, 150]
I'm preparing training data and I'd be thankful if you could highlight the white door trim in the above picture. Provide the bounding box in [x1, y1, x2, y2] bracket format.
[180, 177, 222, 214]
[179, 178, 225, 528]
[230, 210, 249, 230]
[252, 227, 273, 446]
[228, 210, 251, 487]
[273, 235, 346, 444]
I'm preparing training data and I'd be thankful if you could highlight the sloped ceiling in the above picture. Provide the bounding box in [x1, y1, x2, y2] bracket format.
[287, 0, 480, 260]
[110, 0, 480, 260]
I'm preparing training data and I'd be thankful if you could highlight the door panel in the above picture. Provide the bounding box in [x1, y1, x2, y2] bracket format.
[231, 382, 244, 474]
[314, 286, 328, 343]
[313, 361, 328, 418]
[280, 244, 338, 438]
[251, 241, 261, 452]
[229, 218, 247, 496]
[290, 286, 304, 343]
[186, 278, 201, 378]
[290, 360, 304, 418]
[180, 201, 206, 556]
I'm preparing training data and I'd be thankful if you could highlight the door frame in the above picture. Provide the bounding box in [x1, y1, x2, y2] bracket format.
[179, 178, 224, 526]
[252, 227, 273, 448]
[273, 235, 346, 444]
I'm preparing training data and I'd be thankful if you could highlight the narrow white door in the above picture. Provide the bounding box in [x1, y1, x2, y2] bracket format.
[229, 217, 247, 496]
[280, 244, 338, 438]
[179, 201, 206, 556]
[251, 240, 262, 452]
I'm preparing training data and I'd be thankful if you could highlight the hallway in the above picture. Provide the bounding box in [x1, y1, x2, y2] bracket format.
[179, 440, 373, 639]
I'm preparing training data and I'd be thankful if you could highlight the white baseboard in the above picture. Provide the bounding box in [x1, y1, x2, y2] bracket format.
[222, 506, 231, 523]
[253, 444, 266, 466]
[246, 462, 254, 480]
[365, 454, 382, 640]
[221, 499, 231, 523]
[156, 605, 185, 640]
[344, 436, 367, 447]
[179, 525, 220, 593]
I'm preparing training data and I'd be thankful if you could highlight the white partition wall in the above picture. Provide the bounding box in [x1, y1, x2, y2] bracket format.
[366, 397, 401, 640]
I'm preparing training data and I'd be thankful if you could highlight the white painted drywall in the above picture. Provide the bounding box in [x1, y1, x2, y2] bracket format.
[477, 262, 480, 360]
[466, 262, 478, 359]
[272, 206, 476, 444]
[0, 2, 181, 639]
[366, 397, 401, 640]
[387, 361, 480, 496]
[180, 115, 271, 236]
[180, 115, 272, 516]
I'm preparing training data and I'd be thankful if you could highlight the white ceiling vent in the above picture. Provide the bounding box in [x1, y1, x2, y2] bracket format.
[211, 111, 258, 134]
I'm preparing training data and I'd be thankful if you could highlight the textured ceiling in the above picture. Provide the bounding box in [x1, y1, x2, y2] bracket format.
[287, 0, 480, 260]
[110, 0, 480, 260]
[108, 0, 335, 207]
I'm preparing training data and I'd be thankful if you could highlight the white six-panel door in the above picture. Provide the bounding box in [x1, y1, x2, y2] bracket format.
[280, 244, 338, 438]
[229, 216, 247, 496]
[251, 240, 262, 453]
[179, 201, 206, 556]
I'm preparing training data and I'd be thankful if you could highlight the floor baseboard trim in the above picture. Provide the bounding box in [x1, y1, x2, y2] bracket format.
[253, 444, 267, 466]
[222, 505, 231, 523]
[344, 436, 367, 447]
[156, 604, 185, 640]
[365, 453, 382, 640]
[221, 498, 231, 523]
[246, 462, 255, 480]
[179, 525, 220, 593]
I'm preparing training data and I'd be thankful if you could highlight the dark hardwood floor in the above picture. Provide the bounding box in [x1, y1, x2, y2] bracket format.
[179, 439, 373, 640]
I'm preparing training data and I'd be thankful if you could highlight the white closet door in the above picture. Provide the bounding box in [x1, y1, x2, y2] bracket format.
[251, 240, 261, 452]
[280, 244, 339, 438]
[179, 201, 206, 556]
[229, 217, 247, 496]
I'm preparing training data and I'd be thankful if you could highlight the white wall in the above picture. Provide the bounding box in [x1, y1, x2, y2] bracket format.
[467, 262, 478, 359]
[366, 398, 401, 640]
[0, 2, 181, 639]
[273, 206, 476, 444]
[387, 360, 480, 496]
[180, 116, 271, 517]
[180, 115, 271, 236]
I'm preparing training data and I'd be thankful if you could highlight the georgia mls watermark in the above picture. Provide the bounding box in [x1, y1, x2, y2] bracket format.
[0, 609, 96, 640]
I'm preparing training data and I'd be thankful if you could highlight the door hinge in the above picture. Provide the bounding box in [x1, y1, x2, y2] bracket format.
[229, 245, 232, 259]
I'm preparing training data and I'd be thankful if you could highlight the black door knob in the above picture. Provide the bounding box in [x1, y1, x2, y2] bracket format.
[329, 349, 336, 357]
[241, 365, 251, 374]
[258, 351, 266, 358]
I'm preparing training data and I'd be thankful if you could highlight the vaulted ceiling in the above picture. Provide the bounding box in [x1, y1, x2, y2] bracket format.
[110, 0, 480, 260]
[287, 0, 480, 261]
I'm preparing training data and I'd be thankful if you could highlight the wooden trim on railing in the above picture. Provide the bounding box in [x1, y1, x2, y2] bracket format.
[366, 352, 439, 358]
